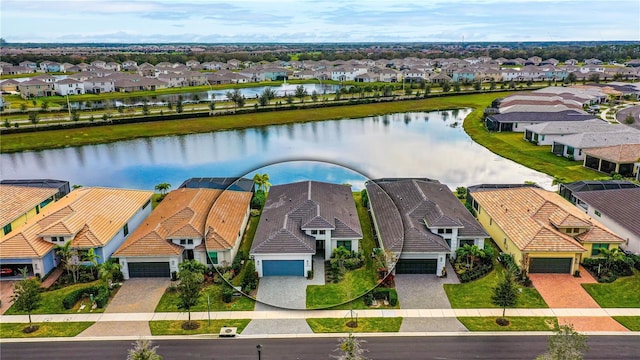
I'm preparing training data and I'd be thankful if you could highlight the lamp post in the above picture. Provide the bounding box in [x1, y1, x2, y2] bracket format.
[256, 344, 263, 360]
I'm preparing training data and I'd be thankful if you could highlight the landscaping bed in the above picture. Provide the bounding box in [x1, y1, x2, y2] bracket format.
[155, 282, 255, 312]
[149, 319, 251, 335]
[0, 322, 94, 338]
[458, 317, 557, 331]
[581, 252, 639, 283]
[306, 317, 403, 333]
[450, 243, 494, 283]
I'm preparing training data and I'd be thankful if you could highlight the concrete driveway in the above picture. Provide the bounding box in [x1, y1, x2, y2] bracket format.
[254, 257, 324, 310]
[241, 319, 313, 335]
[105, 278, 170, 313]
[0, 280, 16, 315]
[394, 261, 459, 309]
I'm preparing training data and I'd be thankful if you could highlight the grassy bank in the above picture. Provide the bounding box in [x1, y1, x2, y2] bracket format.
[462, 106, 604, 182]
[1, 92, 510, 153]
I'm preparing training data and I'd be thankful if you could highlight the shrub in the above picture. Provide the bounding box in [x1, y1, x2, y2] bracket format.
[241, 260, 258, 292]
[388, 289, 398, 306]
[251, 190, 266, 209]
[250, 209, 260, 217]
[62, 285, 109, 309]
[221, 286, 234, 303]
[363, 292, 374, 306]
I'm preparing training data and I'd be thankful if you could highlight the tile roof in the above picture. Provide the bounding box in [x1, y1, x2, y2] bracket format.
[0, 185, 58, 227]
[366, 179, 487, 254]
[0, 187, 153, 259]
[251, 181, 362, 255]
[524, 119, 618, 135]
[553, 130, 640, 149]
[488, 110, 595, 124]
[583, 144, 640, 163]
[470, 187, 625, 253]
[573, 188, 640, 238]
[114, 188, 251, 257]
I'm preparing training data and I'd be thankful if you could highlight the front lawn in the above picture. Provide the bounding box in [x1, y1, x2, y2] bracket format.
[613, 317, 640, 331]
[444, 266, 548, 308]
[306, 317, 402, 333]
[306, 193, 378, 309]
[154, 283, 255, 312]
[582, 272, 640, 308]
[458, 317, 557, 331]
[4, 281, 109, 315]
[326, 290, 400, 310]
[149, 319, 251, 335]
[0, 322, 94, 338]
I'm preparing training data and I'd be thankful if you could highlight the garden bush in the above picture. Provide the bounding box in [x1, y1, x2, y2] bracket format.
[62, 284, 109, 309]
[241, 260, 258, 293]
[221, 285, 234, 303]
[363, 292, 374, 306]
[388, 289, 398, 306]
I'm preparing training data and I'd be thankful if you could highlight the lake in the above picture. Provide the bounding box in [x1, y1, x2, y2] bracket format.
[0, 109, 553, 191]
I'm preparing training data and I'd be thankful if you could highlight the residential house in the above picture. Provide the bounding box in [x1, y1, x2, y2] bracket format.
[551, 130, 640, 160]
[19, 61, 38, 70]
[0, 185, 59, 236]
[1, 66, 33, 75]
[122, 60, 138, 70]
[114, 188, 252, 279]
[54, 78, 86, 96]
[485, 110, 596, 132]
[558, 180, 639, 205]
[452, 69, 476, 83]
[582, 144, 640, 177]
[250, 181, 363, 277]
[354, 72, 379, 83]
[0, 187, 153, 278]
[330, 66, 367, 81]
[572, 188, 640, 254]
[18, 79, 54, 99]
[185, 60, 201, 70]
[468, 186, 625, 274]
[0, 79, 20, 92]
[104, 62, 122, 71]
[366, 179, 487, 275]
[90, 60, 107, 69]
[83, 77, 116, 94]
[523, 119, 619, 145]
[375, 68, 401, 83]
[39, 61, 61, 72]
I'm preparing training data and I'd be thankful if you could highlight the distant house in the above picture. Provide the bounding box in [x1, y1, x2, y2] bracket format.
[485, 110, 596, 132]
[19, 61, 38, 70]
[558, 180, 639, 205]
[572, 188, 640, 255]
[114, 188, 252, 279]
[468, 186, 625, 274]
[83, 77, 116, 94]
[582, 144, 640, 177]
[0, 187, 153, 278]
[18, 79, 55, 99]
[366, 178, 487, 275]
[0, 185, 59, 236]
[0, 79, 20, 92]
[523, 119, 618, 145]
[250, 181, 362, 277]
[178, 177, 255, 193]
[54, 78, 86, 96]
[551, 131, 640, 160]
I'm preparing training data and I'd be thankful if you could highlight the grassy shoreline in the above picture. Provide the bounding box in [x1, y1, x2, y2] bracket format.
[1, 92, 511, 153]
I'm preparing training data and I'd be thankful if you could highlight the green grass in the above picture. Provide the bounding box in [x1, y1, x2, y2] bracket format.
[462, 106, 604, 182]
[149, 319, 251, 335]
[613, 317, 640, 331]
[306, 193, 379, 309]
[306, 317, 403, 333]
[444, 265, 548, 308]
[1, 92, 511, 153]
[154, 283, 255, 312]
[0, 322, 94, 337]
[458, 317, 558, 331]
[3, 281, 108, 315]
[582, 272, 640, 308]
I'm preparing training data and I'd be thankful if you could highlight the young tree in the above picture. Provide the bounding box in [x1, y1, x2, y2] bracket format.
[142, 101, 150, 115]
[176, 95, 184, 113]
[127, 338, 162, 360]
[176, 265, 204, 329]
[452, 82, 461, 92]
[71, 109, 80, 122]
[441, 82, 451, 93]
[333, 333, 368, 360]
[11, 269, 42, 331]
[252, 173, 271, 192]
[535, 324, 589, 360]
[492, 271, 519, 321]
[311, 90, 319, 102]
[294, 85, 308, 103]
[28, 111, 39, 127]
[41, 102, 49, 111]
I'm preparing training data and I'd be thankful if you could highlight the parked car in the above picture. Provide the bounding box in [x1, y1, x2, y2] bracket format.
[0, 267, 14, 276]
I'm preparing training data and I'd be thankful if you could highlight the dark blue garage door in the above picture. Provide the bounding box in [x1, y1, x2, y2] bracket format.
[262, 260, 304, 276]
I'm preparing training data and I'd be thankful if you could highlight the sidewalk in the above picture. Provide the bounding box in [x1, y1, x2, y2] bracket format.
[2, 307, 640, 324]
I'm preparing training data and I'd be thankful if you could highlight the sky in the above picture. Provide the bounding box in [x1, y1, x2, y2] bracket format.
[1, 0, 639, 43]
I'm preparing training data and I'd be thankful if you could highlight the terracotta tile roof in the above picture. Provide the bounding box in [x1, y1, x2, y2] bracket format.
[583, 144, 640, 163]
[114, 188, 251, 256]
[0, 187, 153, 258]
[0, 185, 58, 227]
[470, 187, 625, 253]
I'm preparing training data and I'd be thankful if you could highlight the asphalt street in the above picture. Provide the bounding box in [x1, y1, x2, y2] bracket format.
[1, 335, 639, 359]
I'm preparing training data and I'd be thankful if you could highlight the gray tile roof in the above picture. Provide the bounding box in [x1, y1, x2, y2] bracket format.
[573, 188, 640, 237]
[524, 119, 618, 135]
[366, 179, 487, 254]
[250, 181, 362, 255]
[488, 110, 595, 124]
[553, 129, 640, 149]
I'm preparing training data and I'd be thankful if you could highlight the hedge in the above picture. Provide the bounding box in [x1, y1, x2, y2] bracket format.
[62, 284, 109, 309]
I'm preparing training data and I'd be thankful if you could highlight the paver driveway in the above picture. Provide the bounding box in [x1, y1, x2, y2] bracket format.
[105, 278, 170, 313]
[0, 281, 16, 315]
[254, 256, 324, 310]
[530, 267, 628, 332]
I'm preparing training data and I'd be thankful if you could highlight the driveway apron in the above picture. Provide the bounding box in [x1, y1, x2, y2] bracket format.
[105, 278, 170, 313]
[0, 281, 16, 315]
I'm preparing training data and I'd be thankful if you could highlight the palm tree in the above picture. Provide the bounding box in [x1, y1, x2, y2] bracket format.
[599, 247, 625, 275]
[252, 173, 272, 192]
[84, 248, 101, 279]
[55, 241, 72, 271]
[154, 183, 171, 195]
[99, 260, 121, 287]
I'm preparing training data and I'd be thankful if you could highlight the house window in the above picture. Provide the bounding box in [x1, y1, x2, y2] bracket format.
[180, 239, 186, 245]
[337, 241, 352, 251]
[460, 239, 475, 247]
[572, 228, 580, 234]
[591, 243, 609, 256]
[36, 205, 40, 214]
[51, 236, 58, 242]
[319, 230, 325, 235]
[142, 199, 151, 209]
[3, 223, 12, 235]
[187, 239, 193, 245]
[594, 210, 601, 217]
[489, 218, 493, 226]
[437, 229, 445, 234]
[123, 223, 129, 236]
[445, 229, 452, 234]
[311, 230, 317, 235]
[207, 252, 218, 265]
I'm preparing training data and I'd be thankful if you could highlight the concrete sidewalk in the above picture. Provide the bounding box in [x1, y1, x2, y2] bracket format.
[2, 307, 640, 324]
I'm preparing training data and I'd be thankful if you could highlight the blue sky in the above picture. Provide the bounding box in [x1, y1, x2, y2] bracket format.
[2, 0, 639, 43]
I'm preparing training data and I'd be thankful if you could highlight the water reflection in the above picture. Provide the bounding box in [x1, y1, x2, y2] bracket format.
[1, 109, 553, 190]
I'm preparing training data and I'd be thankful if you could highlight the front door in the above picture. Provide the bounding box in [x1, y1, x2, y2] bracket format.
[316, 239, 325, 251]
[183, 249, 194, 261]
